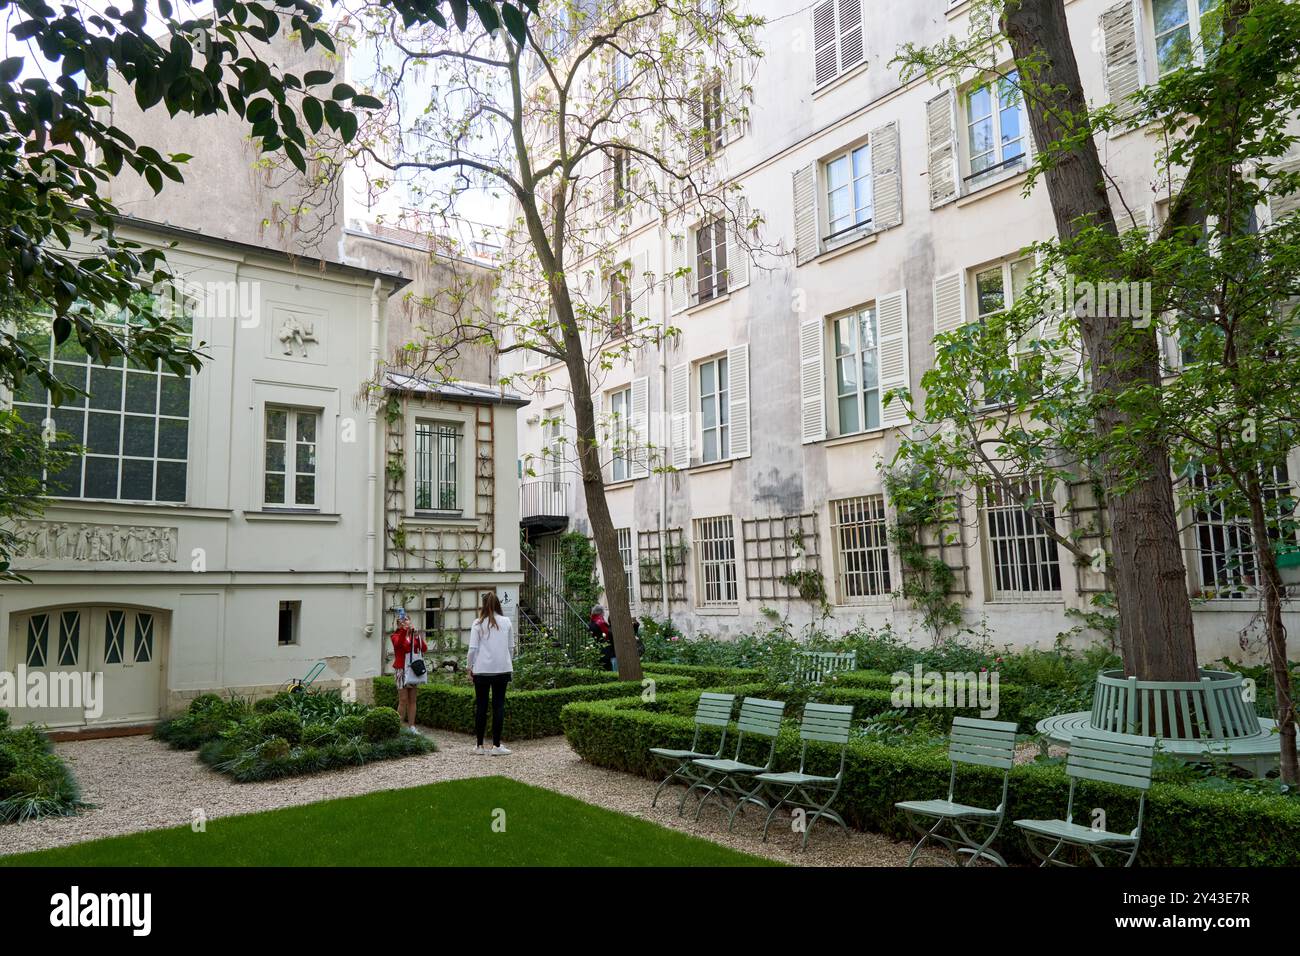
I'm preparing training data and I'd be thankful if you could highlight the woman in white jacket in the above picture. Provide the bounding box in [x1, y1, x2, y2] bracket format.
[467, 591, 516, 755]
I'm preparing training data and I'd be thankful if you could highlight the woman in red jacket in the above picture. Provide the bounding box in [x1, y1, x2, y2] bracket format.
[390, 610, 428, 733]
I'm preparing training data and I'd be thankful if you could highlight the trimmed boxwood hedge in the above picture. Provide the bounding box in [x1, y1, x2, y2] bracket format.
[375, 673, 696, 740]
[560, 692, 1300, 866]
[641, 663, 766, 688]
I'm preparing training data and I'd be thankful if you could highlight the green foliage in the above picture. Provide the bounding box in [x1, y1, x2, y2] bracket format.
[0, 723, 81, 823]
[0, 410, 73, 581]
[335, 715, 366, 739]
[373, 672, 695, 740]
[558, 532, 602, 614]
[561, 691, 1300, 866]
[362, 706, 402, 742]
[882, 463, 964, 643]
[254, 711, 303, 746]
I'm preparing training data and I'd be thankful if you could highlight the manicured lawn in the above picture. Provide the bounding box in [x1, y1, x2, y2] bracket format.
[0, 776, 778, 867]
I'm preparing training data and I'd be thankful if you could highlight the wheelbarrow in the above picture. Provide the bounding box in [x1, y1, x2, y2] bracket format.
[279, 661, 328, 695]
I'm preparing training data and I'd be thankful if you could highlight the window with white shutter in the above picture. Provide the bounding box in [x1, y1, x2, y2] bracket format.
[799, 318, 827, 444]
[1101, 0, 1144, 113]
[813, 0, 864, 89]
[828, 291, 909, 436]
[793, 163, 820, 265]
[670, 363, 691, 468]
[962, 71, 1029, 190]
[727, 344, 750, 459]
[630, 377, 650, 478]
[926, 90, 959, 208]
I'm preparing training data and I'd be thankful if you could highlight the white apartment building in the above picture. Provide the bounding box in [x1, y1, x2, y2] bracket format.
[510, 0, 1300, 661]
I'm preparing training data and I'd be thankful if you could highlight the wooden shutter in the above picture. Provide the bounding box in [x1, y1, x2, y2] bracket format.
[1101, 0, 1142, 115]
[726, 198, 751, 291]
[593, 390, 608, 483]
[687, 93, 705, 168]
[670, 363, 690, 469]
[876, 290, 910, 428]
[799, 318, 826, 444]
[870, 121, 902, 231]
[926, 90, 959, 208]
[813, 0, 838, 88]
[670, 231, 689, 314]
[727, 344, 751, 459]
[793, 163, 819, 265]
[632, 249, 653, 329]
[723, 63, 747, 144]
[837, 0, 864, 73]
[630, 376, 650, 478]
[932, 271, 967, 351]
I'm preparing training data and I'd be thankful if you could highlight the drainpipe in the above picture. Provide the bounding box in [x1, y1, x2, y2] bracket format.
[659, 215, 671, 624]
[365, 277, 382, 641]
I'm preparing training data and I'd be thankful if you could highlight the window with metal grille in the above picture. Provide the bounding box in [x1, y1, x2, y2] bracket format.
[694, 516, 739, 606]
[13, 302, 192, 503]
[982, 479, 1063, 600]
[965, 71, 1028, 185]
[265, 407, 319, 508]
[616, 528, 636, 603]
[1191, 462, 1295, 598]
[831, 495, 892, 602]
[414, 420, 461, 511]
[694, 218, 728, 304]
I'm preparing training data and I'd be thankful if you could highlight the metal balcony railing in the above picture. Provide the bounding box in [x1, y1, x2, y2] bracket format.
[520, 479, 569, 522]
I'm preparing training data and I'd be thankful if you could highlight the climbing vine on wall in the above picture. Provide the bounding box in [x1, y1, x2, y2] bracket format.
[884, 463, 965, 645]
[558, 532, 602, 615]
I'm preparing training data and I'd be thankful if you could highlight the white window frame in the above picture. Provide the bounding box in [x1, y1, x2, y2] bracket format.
[971, 256, 1036, 408]
[616, 527, 637, 605]
[694, 515, 739, 606]
[698, 77, 724, 159]
[1150, 0, 1220, 77]
[824, 142, 873, 243]
[1191, 461, 1294, 599]
[698, 355, 730, 463]
[264, 406, 320, 510]
[962, 70, 1029, 190]
[830, 304, 882, 436]
[414, 419, 462, 513]
[608, 263, 633, 337]
[831, 495, 892, 604]
[693, 217, 728, 305]
[608, 386, 633, 483]
[981, 478, 1064, 602]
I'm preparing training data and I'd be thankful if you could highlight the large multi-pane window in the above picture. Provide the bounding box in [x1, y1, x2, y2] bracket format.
[699, 356, 730, 463]
[825, 143, 873, 239]
[965, 71, 1028, 182]
[1153, 0, 1221, 76]
[696, 78, 724, 158]
[694, 516, 738, 606]
[13, 304, 192, 502]
[265, 407, 319, 508]
[982, 479, 1063, 600]
[1192, 462, 1295, 598]
[608, 388, 632, 482]
[414, 420, 460, 511]
[608, 265, 632, 337]
[831, 495, 892, 602]
[833, 306, 881, 435]
[695, 218, 728, 304]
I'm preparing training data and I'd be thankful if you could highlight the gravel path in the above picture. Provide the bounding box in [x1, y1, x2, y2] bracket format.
[0, 731, 917, 866]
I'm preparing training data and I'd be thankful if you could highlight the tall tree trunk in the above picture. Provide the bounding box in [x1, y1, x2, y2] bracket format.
[1246, 472, 1298, 783]
[556, 283, 643, 682]
[1002, 0, 1199, 681]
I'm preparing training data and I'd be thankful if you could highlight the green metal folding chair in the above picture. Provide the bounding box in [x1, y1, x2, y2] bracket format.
[686, 697, 786, 829]
[895, 716, 1018, 867]
[648, 692, 735, 811]
[753, 702, 855, 849]
[1014, 729, 1156, 867]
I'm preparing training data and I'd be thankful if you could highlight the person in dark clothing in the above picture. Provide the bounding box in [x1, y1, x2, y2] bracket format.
[589, 604, 615, 671]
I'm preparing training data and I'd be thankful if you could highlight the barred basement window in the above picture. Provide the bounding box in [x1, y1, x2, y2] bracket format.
[831, 495, 892, 603]
[981, 479, 1063, 600]
[1192, 462, 1294, 598]
[415, 421, 461, 511]
[694, 515, 739, 606]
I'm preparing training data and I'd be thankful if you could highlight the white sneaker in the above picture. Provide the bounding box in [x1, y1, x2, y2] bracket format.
[471, 745, 489, 755]
[404, 726, 421, 735]
[490, 745, 512, 756]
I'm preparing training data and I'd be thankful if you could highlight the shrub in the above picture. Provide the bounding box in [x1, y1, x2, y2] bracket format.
[0, 708, 10, 731]
[302, 722, 336, 746]
[363, 707, 402, 742]
[187, 693, 225, 715]
[641, 662, 765, 688]
[257, 737, 291, 761]
[336, 715, 366, 738]
[0, 744, 17, 779]
[561, 694, 1300, 866]
[0, 724, 81, 822]
[373, 672, 695, 739]
[254, 711, 303, 745]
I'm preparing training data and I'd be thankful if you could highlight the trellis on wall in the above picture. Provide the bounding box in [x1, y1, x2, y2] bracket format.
[740, 513, 822, 601]
[637, 527, 688, 604]
[903, 493, 972, 596]
[1067, 478, 1110, 595]
[382, 393, 498, 643]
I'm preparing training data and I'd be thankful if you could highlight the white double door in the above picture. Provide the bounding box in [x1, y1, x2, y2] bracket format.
[8, 606, 165, 728]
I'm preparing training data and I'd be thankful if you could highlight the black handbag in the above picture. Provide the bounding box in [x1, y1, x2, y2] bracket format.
[407, 635, 427, 677]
